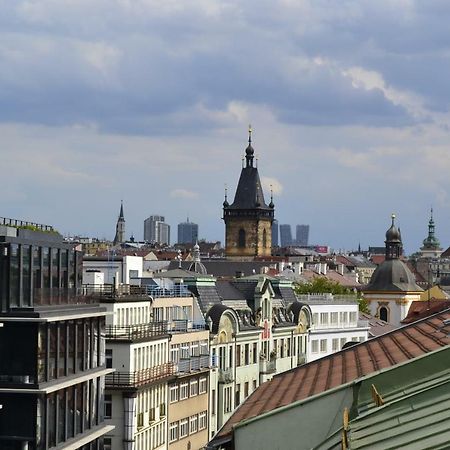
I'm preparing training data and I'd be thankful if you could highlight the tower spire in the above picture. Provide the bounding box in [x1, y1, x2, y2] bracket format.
[245, 125, 254, 168]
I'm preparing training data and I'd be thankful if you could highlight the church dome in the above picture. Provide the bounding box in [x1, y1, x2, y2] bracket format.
[385, 214, 401, 242]
[367, 259, 422, 292]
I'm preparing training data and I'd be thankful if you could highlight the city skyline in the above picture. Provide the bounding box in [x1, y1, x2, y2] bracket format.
[2, 2, 450, 254]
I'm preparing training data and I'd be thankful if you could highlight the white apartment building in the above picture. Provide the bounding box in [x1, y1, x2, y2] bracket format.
[99, 292, 173, 450]
[300, 295, 370, 362]
[83, 255, 143, 285]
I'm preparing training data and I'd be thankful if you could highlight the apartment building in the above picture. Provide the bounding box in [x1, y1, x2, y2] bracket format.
[0, 218, 113, 450]
[299, 294, 370, 362]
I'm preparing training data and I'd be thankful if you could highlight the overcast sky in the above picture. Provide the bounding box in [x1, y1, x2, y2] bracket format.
[2, 0, 450, 253]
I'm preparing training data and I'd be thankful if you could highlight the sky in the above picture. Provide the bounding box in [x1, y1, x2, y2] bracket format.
[2, 0, 450, 254]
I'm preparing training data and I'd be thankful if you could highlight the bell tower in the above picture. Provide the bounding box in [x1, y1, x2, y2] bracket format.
[113, 201, 126, 245]
[223, 127, 274, 259]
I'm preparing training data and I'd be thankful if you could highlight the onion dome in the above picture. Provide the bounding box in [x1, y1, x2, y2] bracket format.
[385, 214, 401, 242]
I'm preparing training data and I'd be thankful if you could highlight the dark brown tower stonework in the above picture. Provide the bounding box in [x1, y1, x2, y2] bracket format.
[223, 129, 274, 258]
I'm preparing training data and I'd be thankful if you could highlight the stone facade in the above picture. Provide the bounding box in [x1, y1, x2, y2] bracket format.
[225, 217, 272, 258]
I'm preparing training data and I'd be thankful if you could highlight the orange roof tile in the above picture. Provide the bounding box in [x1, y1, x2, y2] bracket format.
[212, 309, 450, 446]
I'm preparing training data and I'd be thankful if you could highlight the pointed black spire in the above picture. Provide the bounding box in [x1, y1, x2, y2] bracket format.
[223, 184, 229, 208]
[119, 200, 124, 220]
[245, 124, 254, 168]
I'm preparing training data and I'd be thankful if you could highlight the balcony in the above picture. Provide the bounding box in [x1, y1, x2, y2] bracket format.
[218, 367, 234, 384]
[145, 284, 192, 298]
[167, 320, 207, 333]
[105, 322, 169, 341]
[259, 359, 276, 374]
[105, 363, 175, 388]
[177, 355, 210, 373]
[83, 284, 150, 299]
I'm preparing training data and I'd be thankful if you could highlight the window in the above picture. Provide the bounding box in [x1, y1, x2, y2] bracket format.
[340, 338, 347, 349]
[350, 312, 357, 324]
[331, 312, 338, 325]
[244, 382, 249, 398]
[320, 339, 327, 353]
[312, 313, 319, 327]
[211, 389, 216, 415]
[320, 313, 328, 325]
[104, 394, 112, 419]
[199, 411, 207, 430]
[235, 384, 241, 407]
[106, 349, 113, 368]
[311, 340, 319, 353]
[253, 343, 258, 363]
[190, 379, 198, 397]
[224, 386, 232, 413]
[359, 336, 365, 342]
[169, 422, 179, 443]
[253, 380, 257, 391]
[104, 437, 112, 450]
[238, 229, 246, 248]
[180, 382, 189, 400]
[236, 345, 241, 366]
[379, 307, 388, 322]
[244, 343, 249, 365]
[170, 385, 179, 403]
[190, 415, 198, 434]
[179, 419, 188, 438]
[332, 338, 339, 352]
[343, 312, 348, 324]
[199, 377, 207, 394]
[263, 228, 267, 248]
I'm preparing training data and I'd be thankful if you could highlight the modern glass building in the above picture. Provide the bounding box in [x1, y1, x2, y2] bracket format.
[0, 218, 113, 450]
[177, 219, 198, 245]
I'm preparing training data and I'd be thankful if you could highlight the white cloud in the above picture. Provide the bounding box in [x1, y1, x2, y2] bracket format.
[261, 177, 283, 195]
[170, 189, 199, 199]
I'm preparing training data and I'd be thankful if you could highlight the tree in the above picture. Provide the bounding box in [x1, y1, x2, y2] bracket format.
[294, 277, 353, 295]
[294, 276, 370, 313]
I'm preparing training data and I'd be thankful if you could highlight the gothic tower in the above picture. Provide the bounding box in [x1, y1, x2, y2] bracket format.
[113, 201, 126, 245]
[223, 128, 274, 258]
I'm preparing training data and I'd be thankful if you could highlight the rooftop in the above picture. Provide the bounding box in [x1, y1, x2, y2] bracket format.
[211, 308, 450, 446]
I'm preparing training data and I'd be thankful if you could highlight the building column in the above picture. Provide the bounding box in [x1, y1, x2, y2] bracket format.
[123, 392, 137, 450]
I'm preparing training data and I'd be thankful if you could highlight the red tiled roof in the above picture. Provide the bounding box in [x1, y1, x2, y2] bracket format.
[214, 309, 450, 444]
[401, 300, 450, 324]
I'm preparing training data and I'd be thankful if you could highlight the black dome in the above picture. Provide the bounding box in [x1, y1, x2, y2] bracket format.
[366, 259, 422, 292]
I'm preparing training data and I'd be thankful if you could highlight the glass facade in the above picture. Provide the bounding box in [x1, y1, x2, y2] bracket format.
[0, 239, 86, 313]
[0, 230, 109, 450]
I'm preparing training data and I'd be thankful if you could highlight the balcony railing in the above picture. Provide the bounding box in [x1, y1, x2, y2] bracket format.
[218, 367, 234, 384]
[167, 320, 207, 333]
[105, 322, 169, 340]
[145, 284, 192, 298]
[105, 363, 175, 388]
[177, 355, 210, 373]
[83, 284, 150, 299]
[259, 359, 276, 374]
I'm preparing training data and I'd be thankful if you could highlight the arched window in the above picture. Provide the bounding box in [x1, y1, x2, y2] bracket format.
[238, 229, 246, 248]
[262, 228, 267, 248]
[379, 306, 388, 322]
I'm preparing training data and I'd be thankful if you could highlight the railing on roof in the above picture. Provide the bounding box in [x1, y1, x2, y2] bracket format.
[105, 322, 169, 340]
[0, 217, 54, 232]
[297, 293, 358, 304]
[259, 358, 276, 374]
[145, 284, 192, 298]
[218, 367, 234, 384]
[83, 284, 150, 298]
[105, 363, 175, 388]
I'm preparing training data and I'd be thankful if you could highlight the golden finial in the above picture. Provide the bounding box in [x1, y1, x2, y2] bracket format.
[248, 124, 252, 143]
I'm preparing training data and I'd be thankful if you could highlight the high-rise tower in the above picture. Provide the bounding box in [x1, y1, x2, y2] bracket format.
[113, 201, 126, 245]
[223, 127, 274, 258]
